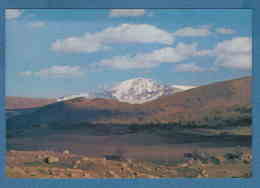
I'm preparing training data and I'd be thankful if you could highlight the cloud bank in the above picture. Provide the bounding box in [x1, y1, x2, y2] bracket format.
[98, 43, 203, 69]
[211, 37, 251, 70]
[215, 28, 236, 34]
[20, 66, 84, 78]
[173, 26, 211, 37]
[51, 24, 174, 53]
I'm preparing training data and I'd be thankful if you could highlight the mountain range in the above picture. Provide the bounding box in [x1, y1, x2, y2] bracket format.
[57, 78, 196, 104]
[7, 76, 251, 129]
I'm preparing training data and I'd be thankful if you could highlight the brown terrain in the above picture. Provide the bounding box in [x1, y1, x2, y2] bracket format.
[7, 76, 251, 128]
[6, 149, 251, 178]
[6, 96, 55, 110]
[6, 76, 252, 178]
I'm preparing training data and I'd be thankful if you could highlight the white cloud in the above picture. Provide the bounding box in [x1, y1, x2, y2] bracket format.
[173, 26, 211, 37]
[174, 63, 205, 72]
[109, 9, 146, 17]
[98, 42, 202, 69]
[19, 66, 84, 78]
[5, 9, 23, 20]
[28, 21, 46, 28]
[215, 28, 236, 34]
[211, 37, 252, 70]
[51, 24, 174, 53]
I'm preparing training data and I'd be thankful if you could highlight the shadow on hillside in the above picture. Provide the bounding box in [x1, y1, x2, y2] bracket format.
[160, 131, 251, 148]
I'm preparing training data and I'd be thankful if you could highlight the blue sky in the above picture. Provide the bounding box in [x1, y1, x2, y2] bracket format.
[5, 9, 252, 98]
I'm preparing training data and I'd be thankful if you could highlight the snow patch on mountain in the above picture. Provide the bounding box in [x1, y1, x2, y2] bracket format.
[109, 78, 197, 104]
[110, 78, 173, 104]
[56, 78, 197, 104]
[171, 85, 196, 91]
[57, 93, 92, 102]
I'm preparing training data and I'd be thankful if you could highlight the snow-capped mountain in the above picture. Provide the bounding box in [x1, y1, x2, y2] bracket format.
[56, 78, 197, 104]
[110, 78, 177, 104]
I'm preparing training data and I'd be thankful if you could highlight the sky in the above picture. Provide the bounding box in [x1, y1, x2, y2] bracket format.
[5, 9, 252, 98]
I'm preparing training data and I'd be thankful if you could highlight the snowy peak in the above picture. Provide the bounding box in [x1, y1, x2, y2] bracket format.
[56, 78, 197, 104]
[110, 78, 167, 104]
[110, 78, 195, 104]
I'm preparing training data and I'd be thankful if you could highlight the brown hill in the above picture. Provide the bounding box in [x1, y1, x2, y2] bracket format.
[7, 76, 251, 129]
[6, 96, 56, 110]
[142, 76, 251, 122]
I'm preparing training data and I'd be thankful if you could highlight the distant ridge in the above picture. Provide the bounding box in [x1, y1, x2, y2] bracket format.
[6, 96, 56, 110]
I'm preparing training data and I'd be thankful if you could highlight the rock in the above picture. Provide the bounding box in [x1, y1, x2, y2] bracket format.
[73, 160, 81, 168]
[201, 169, 207, 175]
[197, 174, 203, 178]
[37, 155, 43, 159]
[108, 170, 120, 178]
[198, 168, 209, 177]
[69, 169, 85, 178]
[48, 169, 54, 175]
[242, 153, 252, 164]
[81, 157, 89, 161]
[83, 173, 91, 178]
[179, 163, 189, 168]
[184, 151, 212, 164]
[193, 151, 211, 163]
[121, 163, 128, 168]
[37, 154, 48, 160]
[63, 150, 70, 155]
[126, 159, 133, 163]
[224, 152, 242, 161]
[45, 156, 59, 164]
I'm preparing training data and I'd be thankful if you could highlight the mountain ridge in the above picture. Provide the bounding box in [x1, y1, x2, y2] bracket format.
[56, 78, 196, 104]
[7, 76, 251, 129]
[6, 96, 56, 110]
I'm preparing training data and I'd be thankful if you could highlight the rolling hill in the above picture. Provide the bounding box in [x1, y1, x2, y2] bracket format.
[6, 96, 56, 110]
[7, 76, 251, 129]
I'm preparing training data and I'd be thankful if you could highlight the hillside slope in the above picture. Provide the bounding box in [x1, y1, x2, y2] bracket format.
[7, 76, 251, 129]
[6, 96, 56, 110]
